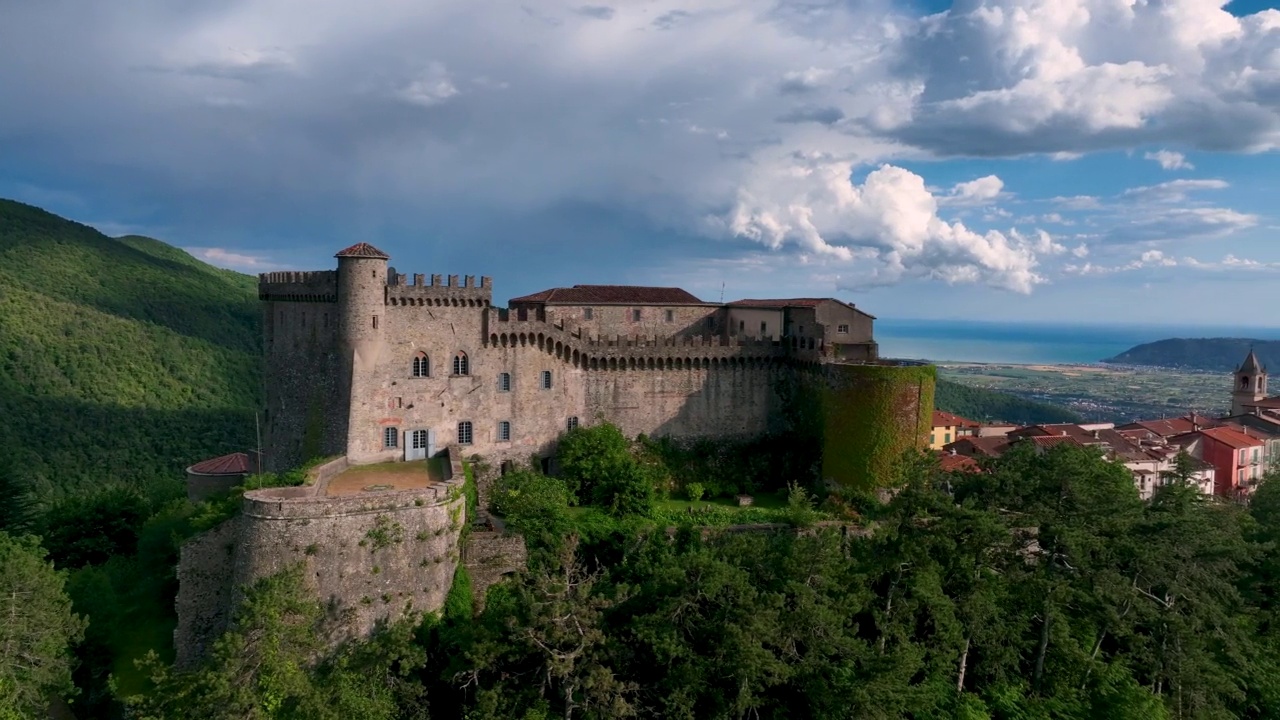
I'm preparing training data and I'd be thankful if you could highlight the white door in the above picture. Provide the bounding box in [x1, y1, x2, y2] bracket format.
[405, 429, 429, 460]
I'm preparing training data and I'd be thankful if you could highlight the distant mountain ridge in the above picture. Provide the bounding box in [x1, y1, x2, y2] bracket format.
[1103, 338, 1280, 372]
[0, 198, 261, 498]
[935, 379, 1081, 426]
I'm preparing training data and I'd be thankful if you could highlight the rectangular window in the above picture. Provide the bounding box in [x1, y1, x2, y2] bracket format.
[567, 416, 579, 431]
[665, 309, 674, 322]
[738, 320, 744, 333]
[760, 321, 768, 335]
[632, 309, 641, 322]
[584, 308, 594, 320]
[541, 370, 552, 389]
[498, 372, 511, 392]
[945, 433, 951, 443]
[931, 433, 936, 444]
[837, 324, 849, 334]
[384, 427, 398, 448]
[1241, 449, 1248, 463]
[498, 421, 511, 442]
[372, 315, 379, 329]
[457, 421, 473, 445]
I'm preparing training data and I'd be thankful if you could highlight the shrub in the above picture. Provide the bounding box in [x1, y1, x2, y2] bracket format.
[685, 482, 705, 502]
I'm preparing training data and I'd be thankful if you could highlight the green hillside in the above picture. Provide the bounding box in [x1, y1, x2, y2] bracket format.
[0, 199, 261, 498]
[935, 378, 1081, 425]
[1104, 337, 1280, 372]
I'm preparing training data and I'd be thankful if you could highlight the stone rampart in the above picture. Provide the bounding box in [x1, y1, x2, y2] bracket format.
[258, 270, 338, 302]
[462, 530, 527, 611]
[173, 519, 240, 669]
[175, 452, 470, 667]
[386, 272, 492, 307]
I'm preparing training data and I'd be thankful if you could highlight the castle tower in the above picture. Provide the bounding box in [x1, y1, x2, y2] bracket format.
[1231, 349, 1267, 416]
[335, 243, 390, 462]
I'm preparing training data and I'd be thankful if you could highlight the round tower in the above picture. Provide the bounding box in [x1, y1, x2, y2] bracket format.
[335, 242, 390, 368]
[820, 360, 936, 491]
[1231, 349, 1267, 416]
[336, 243, 390, 462]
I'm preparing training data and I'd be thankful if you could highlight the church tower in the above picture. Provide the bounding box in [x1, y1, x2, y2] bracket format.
[1231, 349, 1267, 416]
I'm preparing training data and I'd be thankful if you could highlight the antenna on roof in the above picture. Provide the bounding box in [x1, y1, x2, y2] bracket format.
[720, 281, 724, 304]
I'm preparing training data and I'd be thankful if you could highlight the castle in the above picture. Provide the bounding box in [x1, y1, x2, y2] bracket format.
[174, 242, 934, 666]
[258, 242, 919, 479]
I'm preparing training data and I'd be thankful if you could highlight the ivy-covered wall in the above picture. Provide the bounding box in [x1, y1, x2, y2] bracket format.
[820, 363, 936, 490]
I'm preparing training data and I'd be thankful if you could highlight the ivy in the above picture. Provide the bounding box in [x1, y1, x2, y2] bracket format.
[821, 363, 936, 491]
[363, 516, 405, 551]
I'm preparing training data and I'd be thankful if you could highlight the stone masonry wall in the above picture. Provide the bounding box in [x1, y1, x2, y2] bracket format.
[173, 518, 240, 669]
[175, 456, 468, 667]
[262, 295, 347, 471]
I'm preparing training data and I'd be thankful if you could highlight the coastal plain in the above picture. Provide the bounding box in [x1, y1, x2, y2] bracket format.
[940, 362, 1229, 423]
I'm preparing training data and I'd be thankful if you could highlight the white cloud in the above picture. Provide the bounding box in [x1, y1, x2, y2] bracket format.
[1121, 178, 1229, 202]
[1144, 149, 1194, 170]
[1, 0, 1278, 297]
[726, 160, 1045, 293]
[398, 62, 459, 107]
[942, 175, 1005, 206]
[185, 247, 284, 272]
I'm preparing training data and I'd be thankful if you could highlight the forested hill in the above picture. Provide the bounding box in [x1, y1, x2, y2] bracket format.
[0, 199, 261, 498]
[1103, 338, 1280, 372]
[934, 378, 1081, 425]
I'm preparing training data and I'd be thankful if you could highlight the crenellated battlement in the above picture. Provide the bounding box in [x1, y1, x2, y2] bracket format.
[259, 271, 338, 302]
[482, 308, 822, 368]
[385, 269, 493, 307]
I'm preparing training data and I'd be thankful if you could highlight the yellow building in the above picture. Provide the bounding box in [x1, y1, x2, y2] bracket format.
[930, 410, 979, 450]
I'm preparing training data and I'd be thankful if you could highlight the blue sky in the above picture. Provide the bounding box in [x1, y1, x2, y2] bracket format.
[2, 0, 1280, 326]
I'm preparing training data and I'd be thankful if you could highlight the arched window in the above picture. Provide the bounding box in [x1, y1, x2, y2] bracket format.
[453, 351, 469, 376]
[497, 421, 511, 442]
[567, 416, 579, 431]
[412, 352, 429, 377]
[498, 372, 511, 392]
[384, 427, 398, 448]
[457, 421, 473, 445]
[1242, 375, 1250, 390]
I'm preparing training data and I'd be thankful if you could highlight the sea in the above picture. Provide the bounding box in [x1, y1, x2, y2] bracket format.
[876, 319, 1280, 366]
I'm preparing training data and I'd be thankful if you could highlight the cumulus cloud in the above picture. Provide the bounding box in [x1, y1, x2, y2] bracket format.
[1145, 149, 1194, 170]
[726, 161, 1045, 293]
[1069, 250, 1280, 275]
[889, 0, 1280, 155]
[0, 0, 1276, 297]
[942, 175, 1005, 206]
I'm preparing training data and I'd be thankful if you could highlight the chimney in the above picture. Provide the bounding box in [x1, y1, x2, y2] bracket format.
[1092, 429, 1100, 439]
[949, 448, 957, 456]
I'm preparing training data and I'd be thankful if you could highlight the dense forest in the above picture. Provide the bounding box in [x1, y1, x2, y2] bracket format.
[934, 379, 1081, 425]
[10, 422, 1280, 719]
[1104, 338, 1280, 372]
[0, 199, 261, 500]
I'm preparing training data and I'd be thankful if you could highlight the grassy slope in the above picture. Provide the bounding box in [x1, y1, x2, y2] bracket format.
[1104, 338, 1280, 372]
[0, 199, 261, 498]
[935, 378, 1081, 425]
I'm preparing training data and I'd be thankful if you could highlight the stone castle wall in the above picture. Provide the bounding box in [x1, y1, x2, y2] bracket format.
[174, 453, 468, 668]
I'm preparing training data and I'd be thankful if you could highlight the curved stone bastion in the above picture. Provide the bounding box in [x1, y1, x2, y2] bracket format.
[174, 453, 468, 669]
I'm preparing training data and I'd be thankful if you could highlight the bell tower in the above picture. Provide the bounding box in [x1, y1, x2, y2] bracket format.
[1231, 349, 1267, 416]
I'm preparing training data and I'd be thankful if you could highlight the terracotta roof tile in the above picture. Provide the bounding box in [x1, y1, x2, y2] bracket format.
[334, 242, 390, 259]
[1026, 435, 1083, 448]
[727, 298, 828, 308]
[188, 452, 252, 476]
[938, 453, 981, 473]
[932, 410, 980, 428]
[946, 436, 1010, 458]
[1196, 425, 1266, 449]
[509, 285, 704, 305]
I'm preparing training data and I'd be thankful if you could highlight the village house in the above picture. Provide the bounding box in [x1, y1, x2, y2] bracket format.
[929, 410, 980, 450]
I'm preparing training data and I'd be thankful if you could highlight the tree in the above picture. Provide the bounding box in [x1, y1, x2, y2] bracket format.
[0, 531, 86, 717]
[556, 423, 632, 505]
[38, 485, 149, 568]
[0, 460, 34, 535]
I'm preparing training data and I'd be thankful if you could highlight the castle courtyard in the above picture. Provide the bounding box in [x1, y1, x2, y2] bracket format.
[324, 458, 446, 496]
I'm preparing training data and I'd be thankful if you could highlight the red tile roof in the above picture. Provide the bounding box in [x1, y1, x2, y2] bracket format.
[1026, 435, 1083, 448]
[509, 285, 704, 305]
[188, 452, 252, 476]
[727, 298, 827, 308]
[1118, 415, 1221, 438]
[1196, 425, 1265, 449]
[932, 410, 979, 429]
[334, 242, 390, 259]
[946, 436, 1011, 458]
[938, 453, 981, 473]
